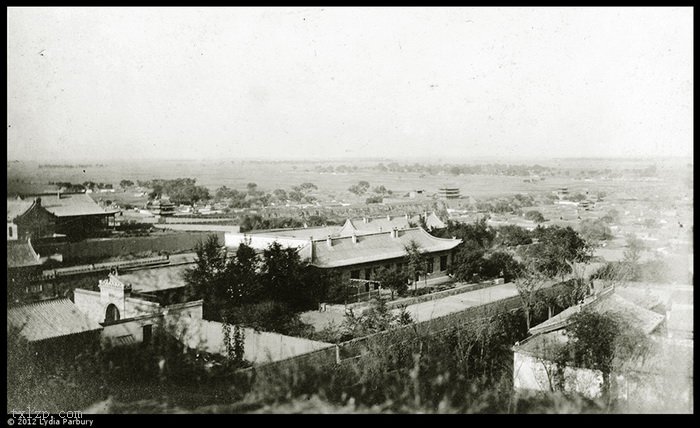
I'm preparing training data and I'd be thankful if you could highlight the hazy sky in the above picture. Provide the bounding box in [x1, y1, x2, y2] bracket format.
[7, 7, 693, 161]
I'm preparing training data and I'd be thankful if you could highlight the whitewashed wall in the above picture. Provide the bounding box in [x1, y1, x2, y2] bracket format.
[513, 352, 604, 399]
[164, 314, 333, 364]
[224, 232, 309, 250]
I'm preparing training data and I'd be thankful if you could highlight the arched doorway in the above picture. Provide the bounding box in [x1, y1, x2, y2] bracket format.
[105, 304, 120, 323]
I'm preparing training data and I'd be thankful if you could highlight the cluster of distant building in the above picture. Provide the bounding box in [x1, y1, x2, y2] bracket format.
[7, 186, 462, 357]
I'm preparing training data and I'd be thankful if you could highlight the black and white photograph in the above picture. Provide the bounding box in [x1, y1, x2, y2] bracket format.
[6, 6, 693, 415]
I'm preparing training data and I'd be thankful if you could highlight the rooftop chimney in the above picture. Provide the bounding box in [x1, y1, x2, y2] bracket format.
[392, 227, 399, 238]
[326, 235, 333, 248]
[387, 215, 391, 221]
[362, 217, 368, 224]
[378, 226, 383, 232]
[351, 233, 358, 244]
[404, 213, 409, 220]
[57, 190, 61, 199]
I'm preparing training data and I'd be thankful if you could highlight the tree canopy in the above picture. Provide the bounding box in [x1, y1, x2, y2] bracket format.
[146, 178, 210, 205]
[183, 236, 341, 333]
[525, 226, 591, 278]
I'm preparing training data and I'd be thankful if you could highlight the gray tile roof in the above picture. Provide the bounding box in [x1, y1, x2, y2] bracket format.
[8, 299, 103, 342]
[251, 225, 343, 240]
[6, 198, 37, 222]
[39, 193, 117, 217]
[528, 288, 666, 336]
[7, 240, 42, 268]
[339, 216, 411, 236]
[119, 265, 190, 293]
[302, 227, 461, 268]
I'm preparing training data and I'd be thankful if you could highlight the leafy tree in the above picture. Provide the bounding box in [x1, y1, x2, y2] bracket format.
[484, 251, 522, 282]
[600, 209, 619, 224]
[373, 185, 389, 194]
[299, 182, 318, 191]
[494, 225, 532, 247]
[450, 242, 487, 283]
[404, 240, 425, 293]
[579, 218, 613, 244]
[146, 178, 210, 205]
[218, 187, 249, 208]
[525, 210, 546, 223]
[436, 218, 495, 250]
[119, 179, 134, 189]
[341, 297, 413, 338]
[288, 190, 305, 203]
[557, 310, 653, 401]
[623, 234, 644, 279]
[373, 267, 409, 299]
[567, 192, 587, 202]
[223, 242, 260, 305]
[592, 262, 633, 287]
[348, 180, 371, 196]
[259, 242, 310, 311]
[321, 272, 353, 304]
[526, 226, 591, 279]
[272, 188, 288, 202]
[514, 262, 549, 331]
[365, 195, 383, 204]
[183, 235, 228, 319]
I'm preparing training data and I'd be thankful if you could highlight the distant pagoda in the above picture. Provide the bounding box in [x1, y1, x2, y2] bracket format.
[437, 186, 460, 199]
[146, 195, 176, 217]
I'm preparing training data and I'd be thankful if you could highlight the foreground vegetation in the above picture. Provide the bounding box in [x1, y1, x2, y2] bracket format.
[9, 299, 631, 414]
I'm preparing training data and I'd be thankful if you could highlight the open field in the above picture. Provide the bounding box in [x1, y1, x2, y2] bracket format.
[7, 158, 692, 203]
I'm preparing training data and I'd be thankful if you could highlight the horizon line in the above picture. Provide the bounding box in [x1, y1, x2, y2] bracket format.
[7, 155, 692, 163]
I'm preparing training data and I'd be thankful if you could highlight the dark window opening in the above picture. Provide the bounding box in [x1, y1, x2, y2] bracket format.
[105, 304, 120, 323]
[142, 325, 152, 345]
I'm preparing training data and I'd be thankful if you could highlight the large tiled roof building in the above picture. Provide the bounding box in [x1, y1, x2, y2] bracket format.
[297, 227, 461, 281]
[7, 192, 118, 240]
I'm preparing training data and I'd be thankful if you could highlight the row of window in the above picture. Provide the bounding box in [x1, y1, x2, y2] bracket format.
[349, 255, 448, 280]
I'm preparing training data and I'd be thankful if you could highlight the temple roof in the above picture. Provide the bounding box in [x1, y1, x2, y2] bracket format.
[39, 193, 118, 217]
[6, 198, 39, 222]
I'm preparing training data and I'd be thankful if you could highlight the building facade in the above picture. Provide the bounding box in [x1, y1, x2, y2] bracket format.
[298, 227, 462, 284]
[437, 187, 461, 199]
[7, 197, 56, 241]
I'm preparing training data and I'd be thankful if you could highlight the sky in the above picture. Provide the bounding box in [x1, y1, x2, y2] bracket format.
[6, 7, 694, 161]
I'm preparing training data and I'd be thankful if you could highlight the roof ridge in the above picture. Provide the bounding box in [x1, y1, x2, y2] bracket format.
[10, 298, 71, 310]
[415, 227, 462, 242]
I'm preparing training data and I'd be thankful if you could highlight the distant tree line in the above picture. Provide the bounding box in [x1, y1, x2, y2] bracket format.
[238, 213, 335, 233]
[139, 178, 211, 205]
[430, 219, 591, 285]
[215, 182, 319, 209]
